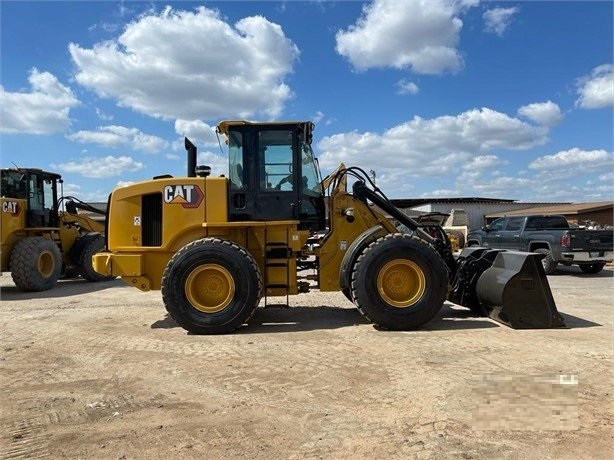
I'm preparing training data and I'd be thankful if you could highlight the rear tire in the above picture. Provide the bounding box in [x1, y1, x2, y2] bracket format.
[579, 262, 605, 274]
[10, 236, 62, 291]
[350, 234, 447, 330]
[162, 238, 262, 334]
[534, 248, 557, 275]
[80, 235, 116, 282]
[447, 229, 465, 249]
[341, 287, 353, 303]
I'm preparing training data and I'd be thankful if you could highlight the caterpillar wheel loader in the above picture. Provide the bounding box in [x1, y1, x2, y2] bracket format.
[1, 168, 115, 291]
[92, 120, 565, 334]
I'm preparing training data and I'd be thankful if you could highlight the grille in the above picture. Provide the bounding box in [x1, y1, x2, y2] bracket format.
[142, 193, 162, 246]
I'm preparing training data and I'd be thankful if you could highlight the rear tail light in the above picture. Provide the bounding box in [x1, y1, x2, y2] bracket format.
[560, 234, 571, 249]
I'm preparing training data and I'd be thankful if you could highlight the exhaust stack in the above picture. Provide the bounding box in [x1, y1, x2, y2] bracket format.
[185, 137, 197, 178]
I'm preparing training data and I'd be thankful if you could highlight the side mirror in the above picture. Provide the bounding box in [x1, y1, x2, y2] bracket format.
[482, 225, 491, 232]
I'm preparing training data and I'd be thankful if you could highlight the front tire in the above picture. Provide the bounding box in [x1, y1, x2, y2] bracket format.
[579, 262, 605, 274]
[350, 234, 448, 330]
[10, 236, 62, 291]
[162, 238, 262, 334]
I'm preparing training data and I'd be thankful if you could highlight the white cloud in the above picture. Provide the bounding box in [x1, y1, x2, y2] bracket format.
[462, 154, 507, 170]
[517, 101, 564, 127]
[174, 119, 219, 146]
[418, 147, 614, 201]
[69, 6, 299, 120]
[316, 108, 550, 198]
[397, 79, 420, 95]
[312, 111, 325, 123]
[335, 0, 478, 74]
[529, 148, 614, 180]
[52, 155, 144, 178]
[483, 7, 519, 36]
[318, 107, 548, 174]
[463, 175, 530, 198]
[424, 189, 460, 198]
[95, 108, 114, 121]
[197, 150, 228, 177]
[594, 172, 614, 195]
[0, 68, 80, 134]
[67, 125, 169, 153]
[576, 64, 614, 109]
[61, 182, 110, 202]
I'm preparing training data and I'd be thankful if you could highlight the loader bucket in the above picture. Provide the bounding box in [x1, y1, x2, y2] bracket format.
[449, 248, 566, 329]
[476, 251, 566, 329]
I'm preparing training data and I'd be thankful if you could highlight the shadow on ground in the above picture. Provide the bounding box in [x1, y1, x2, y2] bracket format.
[558, 312, 602, 328]
[0, 278, 124, 301]
[550, 265, 613, 278]
[151, 303, 503, 334]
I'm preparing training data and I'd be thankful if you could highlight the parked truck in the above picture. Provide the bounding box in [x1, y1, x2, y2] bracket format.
[466, 214, 613, 274]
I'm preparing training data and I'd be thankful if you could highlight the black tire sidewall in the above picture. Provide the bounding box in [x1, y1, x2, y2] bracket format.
[579, 262, 605, 274]
[351, 235, 447, 330]
[448, 229, 465, 249]
[10, 236, 62, 291]
[535, 248, 557, 274]
[162, 239, 261, 334]
[80, 235, 115, 282]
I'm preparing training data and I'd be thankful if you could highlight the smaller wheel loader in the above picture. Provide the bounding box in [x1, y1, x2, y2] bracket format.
[1, 168, 115, 291]
[92, 120, 565, 333]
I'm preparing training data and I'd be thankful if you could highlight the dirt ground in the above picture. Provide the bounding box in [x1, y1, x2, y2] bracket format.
[1, 265, 612, 459]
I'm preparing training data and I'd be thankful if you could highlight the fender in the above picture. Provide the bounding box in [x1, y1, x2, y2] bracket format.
[466, 237, 482, 246]
[339, 225, 386, 291]
[528, 240, 552, 252]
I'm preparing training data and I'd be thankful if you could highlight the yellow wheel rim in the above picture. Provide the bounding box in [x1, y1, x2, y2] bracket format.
[377, 259, 426, 308]
[185, 264, 235, 313]
[37, 250, 56, 278]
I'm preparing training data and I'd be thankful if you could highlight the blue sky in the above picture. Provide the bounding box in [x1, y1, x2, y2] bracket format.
[1, 0, 613, 203]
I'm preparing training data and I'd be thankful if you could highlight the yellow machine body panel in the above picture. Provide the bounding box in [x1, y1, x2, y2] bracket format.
[1, 197, 28, 271]
[106, 177, 227, 250]
[317, 190, 395, 291]
[95, 175, 309, 294]
[201, 221, 308, 297]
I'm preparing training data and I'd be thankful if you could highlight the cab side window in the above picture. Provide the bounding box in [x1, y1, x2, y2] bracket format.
[490, 218, 507, 231]
[505, 217, 524, 231]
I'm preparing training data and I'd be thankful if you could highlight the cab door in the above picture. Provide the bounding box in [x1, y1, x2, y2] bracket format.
[499, 216, 525, 249]
[483, 217, 507, 248]
[255, 129, 300, 222]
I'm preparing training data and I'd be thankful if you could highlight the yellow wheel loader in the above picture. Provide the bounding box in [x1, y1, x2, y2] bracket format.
[1, 168, 115, 291]
[93, 121, 565, 333]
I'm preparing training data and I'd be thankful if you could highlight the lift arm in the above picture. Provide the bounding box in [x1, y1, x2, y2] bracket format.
[352, 180, 458, 277]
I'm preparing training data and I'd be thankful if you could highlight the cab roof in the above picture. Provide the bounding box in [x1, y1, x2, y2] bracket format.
[216, 120, 313, 135]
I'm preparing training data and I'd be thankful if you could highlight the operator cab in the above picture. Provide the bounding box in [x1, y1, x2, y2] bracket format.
[218, 121, 326, 232]
[1, 168, 61, 228]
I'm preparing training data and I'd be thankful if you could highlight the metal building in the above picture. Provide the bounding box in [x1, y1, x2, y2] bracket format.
[390, 198, 569, 231]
